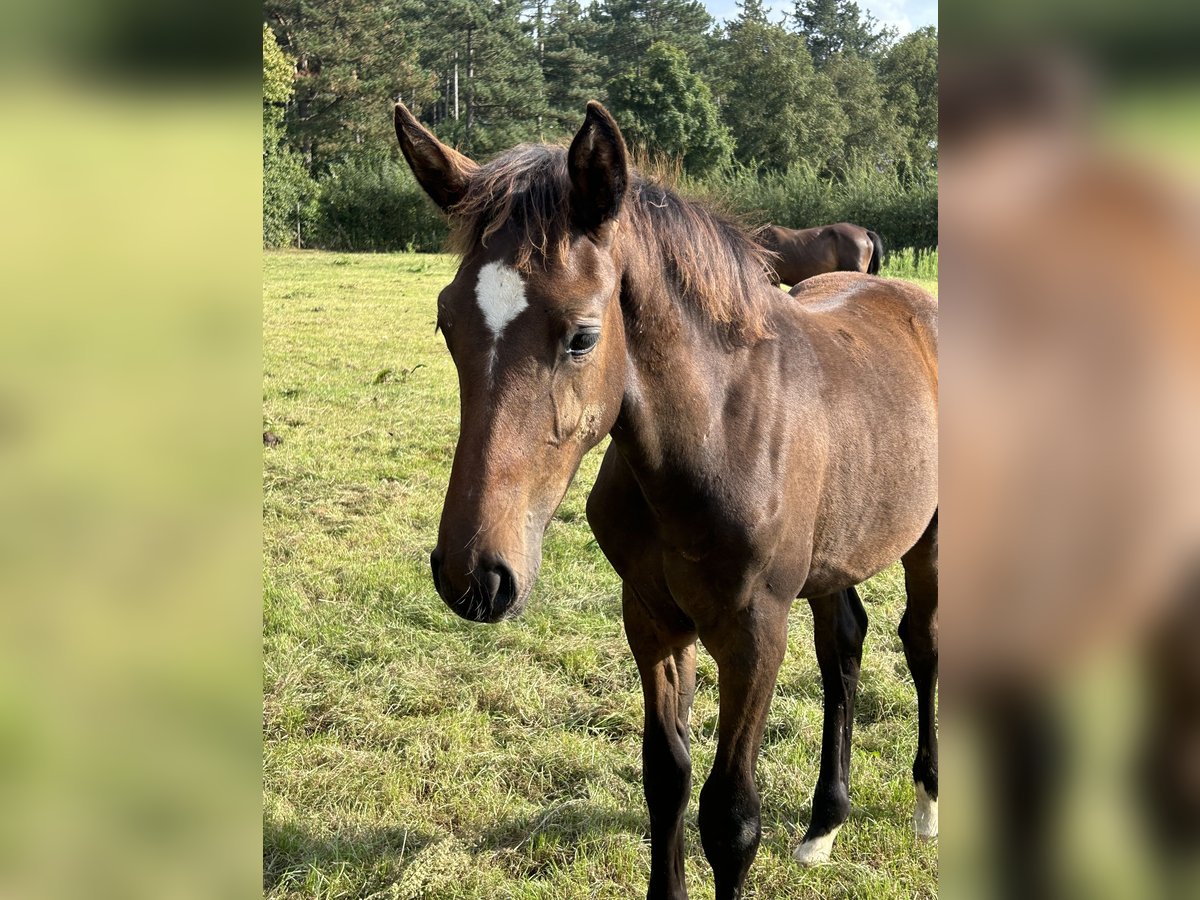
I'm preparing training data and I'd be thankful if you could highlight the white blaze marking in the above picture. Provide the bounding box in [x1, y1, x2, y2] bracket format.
[793, 825, 841, 866]
[475, 261, 527, 339]
[914, 781, 938, 840]
[474, 261, 527, 381]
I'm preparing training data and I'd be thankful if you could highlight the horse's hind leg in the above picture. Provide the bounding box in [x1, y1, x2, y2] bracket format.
[624, 584, 697, 900]
[900, 512, 939, 839]
[794, 587, 868, 865]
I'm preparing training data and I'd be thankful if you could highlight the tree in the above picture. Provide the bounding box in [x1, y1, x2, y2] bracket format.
[423, 0, 548, 155]
[539, 0, 606, 137]
[824, 52, 907, 173]
[264, 0, 437, 170]
[608, 41, 732, 175]
[718, 13, 846, 172]
[878, 26, 938, 172]
[791, 0, 894, 68]
[263, 22, 294, 109]
[731, 0, 769, 26]
[263, 23, 318, 247]
[588, 0, 715, 82]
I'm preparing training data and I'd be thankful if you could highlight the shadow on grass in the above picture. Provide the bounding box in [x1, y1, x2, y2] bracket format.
[768, 795, 910, 839]
[477, 800, 650, 880]
[479, 799, 648, 851]
[264, 813, 441, 894]
[264, 802, 651, 894]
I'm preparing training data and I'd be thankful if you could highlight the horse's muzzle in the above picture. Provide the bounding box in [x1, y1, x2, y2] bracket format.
[430, 548, 520, 623]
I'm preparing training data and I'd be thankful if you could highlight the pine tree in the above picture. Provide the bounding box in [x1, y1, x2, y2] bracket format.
[425, 0, 547, 155]
[264, 0, 436, 170]
[540, 1, 606, 137]
[608, 41, 732, 175]
[718, 9, 847, 172]
[791, 0, 894, 68]
[261, 0, 937, 239]
[587, 0, 715, 82]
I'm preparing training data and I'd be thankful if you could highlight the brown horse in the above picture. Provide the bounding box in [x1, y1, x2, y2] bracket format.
[758, 222, 884, 286]
[394, 100, 938, 899]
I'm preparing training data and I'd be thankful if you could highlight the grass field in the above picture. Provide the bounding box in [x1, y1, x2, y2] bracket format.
[263, 251, 938, 899]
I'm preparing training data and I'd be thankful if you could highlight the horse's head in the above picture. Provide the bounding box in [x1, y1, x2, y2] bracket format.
[394, 101, 630, 622]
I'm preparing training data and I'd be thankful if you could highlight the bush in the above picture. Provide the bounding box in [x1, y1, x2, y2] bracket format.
[263, 144, 319, 248]
[878, 247, 939, 281]
[291, 154, 936, 256]
[693, 163, 938, 253]
[312, 157, 448, 252]
[263, 23, 319, 248]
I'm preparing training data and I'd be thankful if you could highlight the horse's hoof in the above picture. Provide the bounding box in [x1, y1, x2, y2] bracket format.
[914, 781, 938, 840]
[793, 826, 840, 866]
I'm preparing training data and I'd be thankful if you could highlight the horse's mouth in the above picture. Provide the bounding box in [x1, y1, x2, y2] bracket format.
[443, 582, 534, 624]
[431, 549, 538, 623]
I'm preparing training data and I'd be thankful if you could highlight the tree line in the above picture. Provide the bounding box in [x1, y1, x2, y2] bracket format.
[264, 0, 937, 250]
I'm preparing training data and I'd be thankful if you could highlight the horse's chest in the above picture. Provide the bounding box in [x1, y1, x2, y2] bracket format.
[589, 454, 783, 586]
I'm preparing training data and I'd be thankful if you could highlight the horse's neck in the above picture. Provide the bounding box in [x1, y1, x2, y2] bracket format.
[612, 246, 779, 489]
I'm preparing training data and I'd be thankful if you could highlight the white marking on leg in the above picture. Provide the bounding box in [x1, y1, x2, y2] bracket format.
[475, 261, 527, 338]
[793, 825, 841, 866]
[914, 781, 938, 840]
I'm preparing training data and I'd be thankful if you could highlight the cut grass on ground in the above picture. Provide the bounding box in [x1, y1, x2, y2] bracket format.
[263, 250, 938, 899]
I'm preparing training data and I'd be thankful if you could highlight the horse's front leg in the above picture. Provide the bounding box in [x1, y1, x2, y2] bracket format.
[697, 598, 790, 900]
[624, 584, 698, 900]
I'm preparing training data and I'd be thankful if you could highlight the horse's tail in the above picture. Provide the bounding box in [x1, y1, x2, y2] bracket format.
[866, 230, 884, 275]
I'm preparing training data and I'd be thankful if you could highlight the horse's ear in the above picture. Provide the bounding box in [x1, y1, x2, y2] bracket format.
[393, 102, 478, 212]
[568, 101, 629, 236]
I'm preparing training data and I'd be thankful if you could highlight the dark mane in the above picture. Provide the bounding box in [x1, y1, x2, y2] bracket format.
[446, 144, 775, 343]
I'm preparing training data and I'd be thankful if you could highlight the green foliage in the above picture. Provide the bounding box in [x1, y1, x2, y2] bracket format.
[587, 0, 715, 82]
[263, 2, 939, 248]
[263, 22, 294, 106]
[878, 246, 939, 281]
[718, 14, 846, 173]
[264, 147, 321, 249]
[313, 156, 448, 252]
[879, 26, 938, 173]
[540, 0, 606, 137]
[791, 0, 894, 67]
[696, 162, 938, 252]
[263, 24, 319, 248]
[608, 42, 732, 175]
[824, 52, 907, 173]
[264, 0, 437, 169]
[286, 158, 936, 255]
[423, 0, 549, 156]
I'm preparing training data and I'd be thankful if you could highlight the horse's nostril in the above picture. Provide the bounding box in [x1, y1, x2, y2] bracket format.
[477, 556, 518, 618]
[479, 568, 503, 604]
[435, 551, 521, 622]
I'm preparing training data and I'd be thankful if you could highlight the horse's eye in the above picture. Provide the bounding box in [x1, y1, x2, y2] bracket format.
[567, 329, 600, 357]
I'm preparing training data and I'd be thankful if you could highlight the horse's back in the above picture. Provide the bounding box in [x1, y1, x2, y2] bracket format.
[780, 272, 938, 594]
[789, 272, 937, 354]
[786, 272, 937, 417]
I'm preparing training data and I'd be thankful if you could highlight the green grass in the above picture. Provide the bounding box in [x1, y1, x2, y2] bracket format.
[263, 251, 938, 899]
[879, 248, 939, 286]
